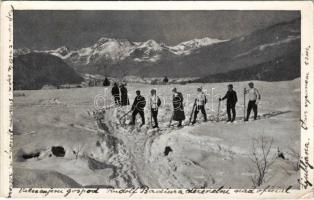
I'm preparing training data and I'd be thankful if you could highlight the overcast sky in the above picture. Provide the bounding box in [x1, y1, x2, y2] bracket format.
[14, 10, 300, 50]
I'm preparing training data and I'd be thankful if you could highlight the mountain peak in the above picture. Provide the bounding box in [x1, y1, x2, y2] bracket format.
[139, 39, 162, 51]
[52, 46, 70, 56]
[145, 39, 159, 45]
[179, 37, 226, 46]
[97, 37, 113, 43]
[93, 37, 133, 50]
[96, 37, 131, 44]
[168, 37, 226, 55]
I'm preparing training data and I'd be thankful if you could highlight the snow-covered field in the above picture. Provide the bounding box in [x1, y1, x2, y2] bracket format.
[13, 79, 300, 188]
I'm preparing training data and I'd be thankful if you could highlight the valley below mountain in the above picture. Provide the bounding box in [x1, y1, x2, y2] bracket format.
[13, 18, 300, 88]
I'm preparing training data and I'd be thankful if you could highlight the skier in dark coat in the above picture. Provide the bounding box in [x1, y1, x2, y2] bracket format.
[130, 90, 146, 126]
[111, 82, 120, 106]
[120, 83, 130, 106]
[219, 84, 238, 122]
[172, 88, 185, 127]
[103, 77, 110, 87]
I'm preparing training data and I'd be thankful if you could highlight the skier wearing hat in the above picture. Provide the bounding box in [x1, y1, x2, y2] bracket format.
[130, 90, 146, 126]
[244, 82, 261, 121]
[120, 83, 130, 106]
[172, 88, 185, 127]
[219, 84, 238, 122]
[192, 87, 207, 124]
[150, 89, 161, 128]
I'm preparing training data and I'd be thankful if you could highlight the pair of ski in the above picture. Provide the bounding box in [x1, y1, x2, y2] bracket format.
[167, 99, 197, 127]
[122, 88, 248, 127]
[168, 98, 198, 127]
[118, 109, 132, 125]
[118, 107, 156, 127]
[169, 99, 205, 127]
[188, 99, 222, 124]
[188, 99, 197, 125]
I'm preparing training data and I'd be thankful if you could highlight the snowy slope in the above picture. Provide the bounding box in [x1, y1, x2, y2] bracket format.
[13, 79, 300, 188]
[168, 37, 227, 55]
[13, 53, 84, 90]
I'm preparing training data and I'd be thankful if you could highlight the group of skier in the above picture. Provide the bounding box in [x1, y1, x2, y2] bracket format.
[111, 81, 261, 128]
[218, 82, 261, 122]
[111, 82, 130, 106]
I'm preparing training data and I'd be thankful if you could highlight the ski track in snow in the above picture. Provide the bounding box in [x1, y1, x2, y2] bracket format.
[92, 105, 215, 188]
[13, 80, 301, 188]
[93, 100, 298, 188]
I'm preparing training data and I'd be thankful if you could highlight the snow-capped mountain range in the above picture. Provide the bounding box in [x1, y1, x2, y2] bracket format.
[14, 18, 300, 82]
[14, 37, 226, 65]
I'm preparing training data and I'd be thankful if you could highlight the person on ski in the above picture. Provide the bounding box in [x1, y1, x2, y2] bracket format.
[244, 82, 261, 121]
[172, 88, 185, 127]
[192, 87, 207, 124]
[130, 90, 146, 126]
[150, 89, 161, 128]
[219, 84, 238, 122]
[111, 82, 120, 106]
[120, 83, 130, 106]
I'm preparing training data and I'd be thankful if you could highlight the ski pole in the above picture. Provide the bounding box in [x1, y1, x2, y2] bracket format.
[243, 87, 246, 121]
[216, 96, 221, 122]
[168, 112, 174, 127]
[119, 109, 132, 120]
[189, 99, 197, 125]
[150, 106, 153, 128]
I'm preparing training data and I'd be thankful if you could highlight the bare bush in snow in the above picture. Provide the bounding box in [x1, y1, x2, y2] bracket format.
[249, 136, 276, 187]
[72, 144, 85, 160]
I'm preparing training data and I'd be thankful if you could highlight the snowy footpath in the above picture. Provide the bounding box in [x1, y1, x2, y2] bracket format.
[13, 79, 300, 188]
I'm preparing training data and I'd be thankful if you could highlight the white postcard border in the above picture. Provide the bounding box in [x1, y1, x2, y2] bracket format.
[0, 1, 313, 199]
